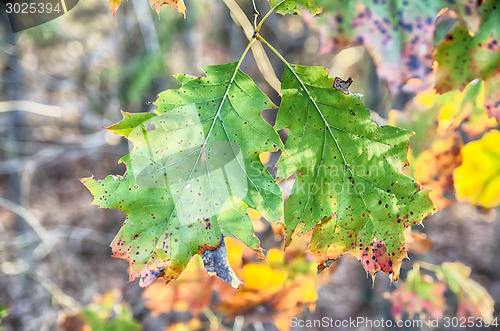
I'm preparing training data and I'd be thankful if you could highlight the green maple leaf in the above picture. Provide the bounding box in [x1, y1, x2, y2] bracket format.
[275, 64, 436, 280]
[435, 0, 500, 119]
[82, 62, 284, 287]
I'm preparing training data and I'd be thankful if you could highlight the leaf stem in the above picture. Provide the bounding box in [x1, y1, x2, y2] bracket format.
[255, 0, 287, 33]
[257, 34, 320, 111]
[256, 34, 290, 67]
[236, 37, 256, 71]
[222, 0, 281, 92]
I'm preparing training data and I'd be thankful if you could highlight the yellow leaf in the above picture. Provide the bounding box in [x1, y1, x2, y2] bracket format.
[438, 102, 460, 131]
[109, 0, 122, 15]
[224, 237, 244, 270]
[274, 278, 317, 311]
[415, 88, 437, 108]
[437, 81, 498, 135]
[454, 130, 500, 208]
[242, 264, 286, 292]
[267, 248, 285, 264]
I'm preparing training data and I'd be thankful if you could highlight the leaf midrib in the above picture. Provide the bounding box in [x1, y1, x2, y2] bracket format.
[163, 65, 243, 227]
[283, 64, 375, 224]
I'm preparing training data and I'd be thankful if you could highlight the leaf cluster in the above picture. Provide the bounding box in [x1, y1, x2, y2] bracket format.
[83, 0, 439, 289]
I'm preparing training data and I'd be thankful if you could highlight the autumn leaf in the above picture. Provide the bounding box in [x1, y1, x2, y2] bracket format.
[275, 64, 436, 281]
[406, 230, 433, 255]
[218, 246, 317, 331]
[436, 262, 494, 319]
[142, 237, 251, 318]
[454, 129, 500, 208]
[389, 96, 462, 209]
[108, 0, 186, 16]
[435, 80, 497, 136]
[388, 267, 446, 320]
[435, 0, 500, 119]
[82, 62, 284, 287]
[389, 79, 498, 209]
[150, 0, 186, 16]
[143, 256, 221, 317]
[242, 261, 287, 293]
[391, 80, 497, 143]
[109, 0, 121, 15]
[410, 135, 462, 209]
[306, 0, 480, 95]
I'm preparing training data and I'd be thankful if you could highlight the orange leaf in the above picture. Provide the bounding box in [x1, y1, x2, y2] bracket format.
[143, 256, 213, 317]
[109, 0, 122, 15]
[109, 0, 186, 17]
[149, 0, 186, 17]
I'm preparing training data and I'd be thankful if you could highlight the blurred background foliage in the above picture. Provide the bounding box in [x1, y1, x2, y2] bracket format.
[0, 0, 499, 330]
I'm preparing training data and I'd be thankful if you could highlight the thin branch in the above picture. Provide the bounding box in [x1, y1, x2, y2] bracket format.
[0, 100, 64, 118]
[223, 0, 281, 94]
[0, 196, 53, 258]
[0, 260, 81, 313]
[251, 0, 259, 29]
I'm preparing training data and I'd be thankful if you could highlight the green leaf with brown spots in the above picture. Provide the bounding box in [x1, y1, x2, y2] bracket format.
[270, 0, 322, 15]
[275, 64, 436, 281]
[435, 0, 500, 120]
[81, 62, 284, 288]
[310, 0, 480, 95]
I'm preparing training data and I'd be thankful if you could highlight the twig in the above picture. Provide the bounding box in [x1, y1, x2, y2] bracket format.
[202, 307, 221, 330]
[0, 131, 110, 175]
[30, 270, 81, 313]
[251, 0, 259, 29]
[0, 100, 64, 118]
[222, 0, 281, 94]
[0, 260, 81, 313]
[0, 196, 52, 258]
